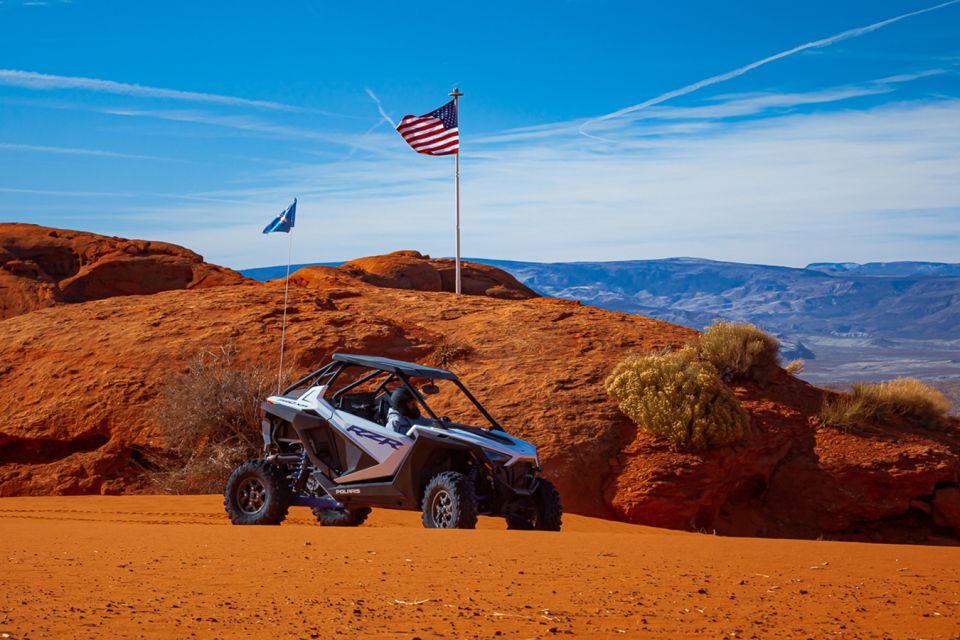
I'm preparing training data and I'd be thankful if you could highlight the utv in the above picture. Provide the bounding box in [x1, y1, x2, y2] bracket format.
[224, 353, 562, 530]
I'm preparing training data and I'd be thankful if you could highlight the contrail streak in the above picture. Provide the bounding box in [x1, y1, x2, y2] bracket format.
[579, 0, 960, 138]
[343, 118, 388, 159]
[0, 69, 300, 111]
[0, 142, 177, 162]
[365, 87, 397, 128]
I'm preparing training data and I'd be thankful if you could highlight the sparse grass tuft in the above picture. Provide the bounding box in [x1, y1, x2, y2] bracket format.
[785, 359, 805, 375]
[698, 321, 781, 384]
[148, 345, 273, 493]
[820, 377, 953, 430]
[604, 347, 750, 451]
[430, 337, 475, 369]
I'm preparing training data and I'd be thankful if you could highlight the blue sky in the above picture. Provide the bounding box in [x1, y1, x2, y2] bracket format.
[1, 0, 958, 269]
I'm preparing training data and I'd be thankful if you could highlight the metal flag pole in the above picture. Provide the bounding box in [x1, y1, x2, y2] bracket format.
[449, 87, 463, 295]
[277, 227, 294, 393]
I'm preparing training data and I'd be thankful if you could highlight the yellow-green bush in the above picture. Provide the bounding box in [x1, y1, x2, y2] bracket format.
[821, 377, 953, 429]
[698, 321, 780, 383]
[604, 347, 750, 451]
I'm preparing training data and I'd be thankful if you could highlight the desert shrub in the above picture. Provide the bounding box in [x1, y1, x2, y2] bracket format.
[820, 378, 953, 430]
[148, 346, 274, 493]
[604, 347, 750, 451]
[430, 337, 475, 368]
[698, 321, 780, 384]
[785, 359, 805, 375]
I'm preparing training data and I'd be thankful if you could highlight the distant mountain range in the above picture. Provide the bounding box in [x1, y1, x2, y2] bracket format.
[806, 262, 960, 277]
[242, 258, 960, 385]
[469, 258, 960, 342]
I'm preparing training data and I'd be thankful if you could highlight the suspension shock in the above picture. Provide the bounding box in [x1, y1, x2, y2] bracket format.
[292, 449, 310, 494]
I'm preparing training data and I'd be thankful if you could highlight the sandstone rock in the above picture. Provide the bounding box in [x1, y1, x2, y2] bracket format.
[910, 499, 933, 514]
[0, 273, 693, 514]
[293, 250, 538, 300]
[760, 423, 960, 536]
[2, 225, 959, 543]
[0, 223, 249, 319]
[933, 487, 960, 530]
[342, 253, 444, 292]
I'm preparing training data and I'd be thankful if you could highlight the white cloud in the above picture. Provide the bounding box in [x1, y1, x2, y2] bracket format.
[482, 69, 950, 145]
[578, 0, 960, 138]
[4, 52, 957, 270]
[125, 96, 960, 269]
[96, 107, 388, 153]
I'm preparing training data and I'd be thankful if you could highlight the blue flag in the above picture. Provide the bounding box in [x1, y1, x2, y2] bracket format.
[262, 199, 296, 234]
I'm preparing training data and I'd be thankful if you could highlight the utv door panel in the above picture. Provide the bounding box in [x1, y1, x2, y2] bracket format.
[288, 413, 345, 473]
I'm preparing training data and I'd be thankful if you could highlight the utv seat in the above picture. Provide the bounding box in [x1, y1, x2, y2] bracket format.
[336, 392, 377, 423]
[373, 392, 393, 426]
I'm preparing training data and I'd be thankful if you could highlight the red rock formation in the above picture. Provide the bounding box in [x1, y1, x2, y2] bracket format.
[0, 283, 692, 506]
[291, 250, 538, 300]
[606, 365, 960, 541]
[0, 223, 249, 319]
[1, 226, 958, 543]
[933, 487, 960, 531]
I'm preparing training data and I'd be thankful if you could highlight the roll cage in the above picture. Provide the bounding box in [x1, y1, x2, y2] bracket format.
[282, 353, 504, 432]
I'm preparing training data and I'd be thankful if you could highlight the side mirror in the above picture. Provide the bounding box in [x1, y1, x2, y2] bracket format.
[421, 384, 440, 396]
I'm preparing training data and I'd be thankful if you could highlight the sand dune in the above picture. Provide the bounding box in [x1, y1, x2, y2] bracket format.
[2, 496, 959, 638]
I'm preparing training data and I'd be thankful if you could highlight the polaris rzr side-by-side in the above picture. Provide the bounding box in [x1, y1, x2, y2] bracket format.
[224, 353, 562, 530]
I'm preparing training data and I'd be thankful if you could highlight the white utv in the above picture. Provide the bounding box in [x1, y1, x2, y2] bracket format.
[224, 354, 562, 530]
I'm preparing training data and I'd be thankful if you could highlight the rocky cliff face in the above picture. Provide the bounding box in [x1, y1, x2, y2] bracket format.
[0, 223, 249, 319]
[608, 374, 960, 542]
[1, 227, 958, 543]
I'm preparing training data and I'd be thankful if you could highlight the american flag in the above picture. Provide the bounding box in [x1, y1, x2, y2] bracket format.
[396, 99, 459, 156]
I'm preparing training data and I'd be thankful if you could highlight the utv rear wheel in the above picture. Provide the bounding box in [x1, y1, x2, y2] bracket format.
[224, 460, 291, 525]
[312, 506, 371, 527]
[421, 471, 477, 529]
[505, 478, 563, 532]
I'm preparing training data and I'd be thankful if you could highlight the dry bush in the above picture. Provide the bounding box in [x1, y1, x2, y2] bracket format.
[698, 321, 781, 384]
[604, 347, 750, 451]
[430, 337, 475, 368]
[148, 345, 275, 493]
[820, 377, 953, 430]
[147, 447, 247, 495]
[785, 359, 805, 375]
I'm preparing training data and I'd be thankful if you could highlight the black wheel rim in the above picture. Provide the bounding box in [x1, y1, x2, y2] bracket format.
[430, 489, 454, 528]
[237, 477, 266, 514]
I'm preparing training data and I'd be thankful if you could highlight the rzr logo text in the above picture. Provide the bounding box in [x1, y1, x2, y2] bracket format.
[346, 425, 403, 450]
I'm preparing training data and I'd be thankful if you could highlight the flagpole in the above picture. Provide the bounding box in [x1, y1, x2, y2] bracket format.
[277, 228, 293, 393]
[449, 87, 463, 295]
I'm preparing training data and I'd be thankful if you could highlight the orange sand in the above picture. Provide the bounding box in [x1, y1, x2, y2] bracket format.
[2, 496, 959, 638]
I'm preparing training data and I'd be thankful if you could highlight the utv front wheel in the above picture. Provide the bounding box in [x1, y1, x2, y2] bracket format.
[312, 506, 371, 527]
[224, 460, 291, 525]
[421, 471, 477, 529]
[532, 478, 563, 531]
